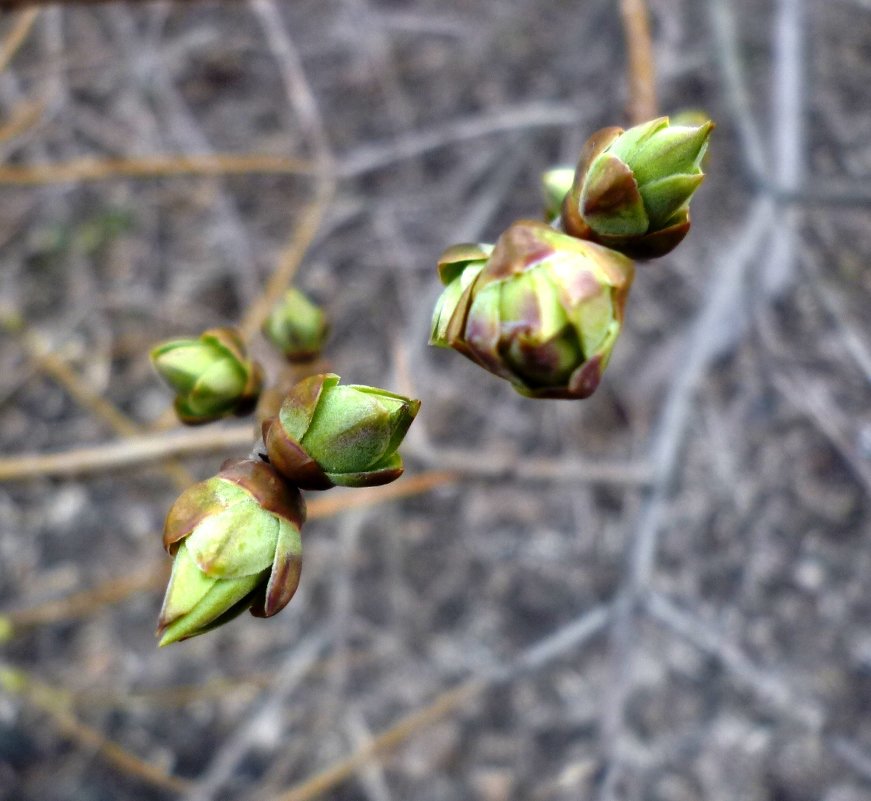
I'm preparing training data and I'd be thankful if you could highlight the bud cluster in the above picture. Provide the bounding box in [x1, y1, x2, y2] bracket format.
[431, 116, 712, 399]
[150, 306, 419, 644]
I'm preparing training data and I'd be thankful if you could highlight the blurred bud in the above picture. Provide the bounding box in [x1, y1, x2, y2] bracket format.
[157, 459, 305, 646]
[263, 373, 420, 490]
[429, 220, 634, 400]
[150, 328, 263, 424]
[540, 167, 575, 220]
[561, 117, 713, 259]
[262, 288, 329, 362]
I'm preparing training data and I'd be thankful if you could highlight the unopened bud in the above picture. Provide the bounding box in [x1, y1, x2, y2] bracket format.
[157, 459, 305, 646]
[263, 373, 420, 490]
[430, 220, 634, 400]
[262, 288, 329, 362]
[541, 167, 575, 221]
[150, 328, 263, 424]
[561, 117, 712, 259]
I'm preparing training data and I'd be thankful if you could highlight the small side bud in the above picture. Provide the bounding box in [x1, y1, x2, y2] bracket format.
[263, 373, 420, 490]
[150, 328, 263, 425]
[540, 167, 576, 221]
[262, 288, 329, 362]
[429, 220, 634, 400]
[156, 459, 306, 646]
[561, 117, 713, 259]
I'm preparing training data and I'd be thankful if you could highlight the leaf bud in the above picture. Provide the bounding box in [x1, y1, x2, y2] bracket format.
[263, 373, 420, 490]
[157, 458, 306, 645]
[150, 328, 263, 424]
[262, 288, 329, 362]
[429, 220, 634, 400]
[561, 117, 713, 259]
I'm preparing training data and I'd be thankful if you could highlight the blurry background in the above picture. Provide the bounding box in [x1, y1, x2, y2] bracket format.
[1, 0, 870, 799]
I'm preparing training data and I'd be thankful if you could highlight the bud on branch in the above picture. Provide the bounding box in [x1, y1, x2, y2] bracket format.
[430, 220, 634, 400]
[263, 373, 421, 489]
[150, 328, 263, 425]
[561, 116, 713, 259]
[157, 459, 306, 646]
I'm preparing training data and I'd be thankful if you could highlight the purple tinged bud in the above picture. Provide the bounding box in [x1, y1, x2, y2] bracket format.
[429, 220, 634, 400]
[561, 117, 713, 259]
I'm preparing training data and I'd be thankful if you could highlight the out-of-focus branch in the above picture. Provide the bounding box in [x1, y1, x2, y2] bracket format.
[0, 424, 255, 481]
[0, 8, 39, 72]
[0, 152, 314, 186]
[0, 0, 206, 8]
[620, 0, 658, 124]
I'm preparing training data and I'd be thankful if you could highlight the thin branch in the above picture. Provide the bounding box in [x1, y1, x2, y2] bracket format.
[0, 8, 39, 74]
[306, 470, 459, 520]
[708, 0, 769, 182]
[0, 152, 315, 186]
[181, 631, 332, 801]
[0, 96, 43, 143]
[11, 323, 195, 489]
[0, 0, 208, 7]
[236, 0, 337, 342]
[594, 198, 776, 801]
[237, 174, 336, 341]
[0, 424, 255, 481]
[2, 562, 166, 630]
[619, 0, 657, 124]
[274, 680, 484, 801]
[338, 102, 582, 178]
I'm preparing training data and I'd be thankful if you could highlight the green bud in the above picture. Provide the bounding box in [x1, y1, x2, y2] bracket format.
[262, 288, 329, 362]
[561, 117, 713, 259]
[150, 327, 264, 425]
[263, 373, 420, 490]
[430, 242, 492, 346]
[540, 167, 575, 220]
[156, 459, 305, 645]
[429, 220, 634, 400]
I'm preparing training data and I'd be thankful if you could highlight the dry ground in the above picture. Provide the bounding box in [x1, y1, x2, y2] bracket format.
[1, 1, 871, 800]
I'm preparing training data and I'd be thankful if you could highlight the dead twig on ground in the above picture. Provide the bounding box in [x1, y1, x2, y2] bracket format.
[0, 666, 193, 794]
[273, 604, 611, 801]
